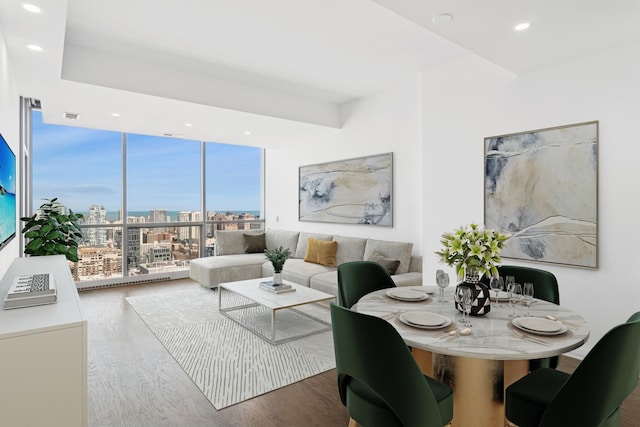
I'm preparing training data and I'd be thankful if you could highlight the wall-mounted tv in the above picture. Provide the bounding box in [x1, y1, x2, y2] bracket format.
[0, 132, 17, 251]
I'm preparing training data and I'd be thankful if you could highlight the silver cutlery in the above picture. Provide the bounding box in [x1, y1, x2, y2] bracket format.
[512, 329, 550, 346]
[545, 314, 579, 329]
[433, 329, 456, 338]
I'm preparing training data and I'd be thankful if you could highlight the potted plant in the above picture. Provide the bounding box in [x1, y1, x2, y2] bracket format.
[21, 198, 84, 262]
[435, 223, 509, 316]
[264, 246, 291, 285]
[435, 223, 509, 280]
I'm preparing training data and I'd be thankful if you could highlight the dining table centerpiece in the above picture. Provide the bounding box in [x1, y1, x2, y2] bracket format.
[435, 223, 509, 315]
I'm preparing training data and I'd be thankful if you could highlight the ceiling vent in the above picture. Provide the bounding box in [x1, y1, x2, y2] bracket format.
[63, 112, 80, 120]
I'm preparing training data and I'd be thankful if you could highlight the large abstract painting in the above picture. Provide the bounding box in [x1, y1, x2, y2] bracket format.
[299, 153, 392, 226]
[484, 121, 598, 268]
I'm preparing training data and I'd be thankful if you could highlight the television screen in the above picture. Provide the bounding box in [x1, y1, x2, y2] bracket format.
[0, 132, 17, 251]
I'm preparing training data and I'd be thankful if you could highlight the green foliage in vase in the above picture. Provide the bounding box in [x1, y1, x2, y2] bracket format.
[435, 223, 509, 279]
[264, 246, 291, 273]
[20, 198, 84, 262]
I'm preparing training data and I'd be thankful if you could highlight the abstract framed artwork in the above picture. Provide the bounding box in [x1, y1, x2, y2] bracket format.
[484, 121, 598, 268]
[299, 152, 392, 226]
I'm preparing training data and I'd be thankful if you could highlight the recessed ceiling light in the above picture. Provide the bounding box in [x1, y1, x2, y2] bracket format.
[26, 44, 43, 52]
[432, 13, 454, 24]
[243, 131, 251, 135]
[185, 123, 192, 127]
[111, 113, 120, 117]
[22, 3, 42, 14]
[514, 22, 531, 32]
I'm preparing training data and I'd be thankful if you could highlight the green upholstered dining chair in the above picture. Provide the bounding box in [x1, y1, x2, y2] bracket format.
[337, 261, 396, 308]
[330, 303, 454, 427]
[482, 265, 560, 369]
[505, 312, 640, 427]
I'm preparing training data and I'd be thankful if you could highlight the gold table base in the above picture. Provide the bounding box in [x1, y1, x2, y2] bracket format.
[412, 349, 528, 427]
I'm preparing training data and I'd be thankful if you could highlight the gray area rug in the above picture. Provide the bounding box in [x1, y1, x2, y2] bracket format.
[126, 286, 335, 409]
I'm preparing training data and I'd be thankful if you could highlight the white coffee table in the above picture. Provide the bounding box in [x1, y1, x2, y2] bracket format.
[218, 278, 335, 344]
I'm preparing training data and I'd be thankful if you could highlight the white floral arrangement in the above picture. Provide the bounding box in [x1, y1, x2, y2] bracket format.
[435, 223, 509, 279]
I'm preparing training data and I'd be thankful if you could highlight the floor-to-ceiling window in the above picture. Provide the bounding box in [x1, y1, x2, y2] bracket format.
[28, 108, 263, 287]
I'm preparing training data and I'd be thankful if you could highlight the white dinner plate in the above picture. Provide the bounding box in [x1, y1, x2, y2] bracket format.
[513, 317, 568, 336]
[386, 288, 429, 302]
[399, 312, 451, 329]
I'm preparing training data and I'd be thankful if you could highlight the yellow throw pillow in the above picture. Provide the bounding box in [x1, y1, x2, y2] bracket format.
[304, 238, 338, 267]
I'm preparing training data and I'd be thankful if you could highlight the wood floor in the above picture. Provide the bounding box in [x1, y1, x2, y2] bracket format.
[80, 279, 639, 427]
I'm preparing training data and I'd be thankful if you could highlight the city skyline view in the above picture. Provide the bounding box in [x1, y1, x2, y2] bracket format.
[31, 111, 261, 213]
[30, 110, 263, 283]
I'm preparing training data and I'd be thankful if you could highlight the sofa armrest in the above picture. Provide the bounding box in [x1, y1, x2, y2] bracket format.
[408, 255, 422, 273]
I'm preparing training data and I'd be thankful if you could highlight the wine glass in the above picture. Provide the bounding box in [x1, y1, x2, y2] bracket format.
[454, 287, 468, 326]
[489, 276, 504, 306]
[523, 282, 534, 316]
[507, 282, 522, 318]
[462, 287, 473, 327]
[436, 270, 450, 303]
[505, 276, 515, 291]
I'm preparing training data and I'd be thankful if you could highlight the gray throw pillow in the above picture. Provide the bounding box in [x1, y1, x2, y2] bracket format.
[244, 233, 266, 253]
[368, 251, 401, 275]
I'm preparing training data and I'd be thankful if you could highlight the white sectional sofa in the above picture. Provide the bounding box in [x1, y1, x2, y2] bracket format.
[189, 229, 422, 296]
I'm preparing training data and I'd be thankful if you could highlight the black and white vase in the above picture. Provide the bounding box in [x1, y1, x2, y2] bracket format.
[455, 266, 491, 316]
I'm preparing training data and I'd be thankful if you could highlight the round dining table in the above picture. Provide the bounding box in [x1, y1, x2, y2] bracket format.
[354, 285, 590, 427]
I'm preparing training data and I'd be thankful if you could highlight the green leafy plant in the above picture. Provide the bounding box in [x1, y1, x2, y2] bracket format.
[435, 223, 509, 279]
[264, 246, 291, 273]
[20, 198, 84, 262]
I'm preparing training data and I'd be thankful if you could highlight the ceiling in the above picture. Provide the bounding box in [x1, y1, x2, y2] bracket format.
[1, 0, 639, 148]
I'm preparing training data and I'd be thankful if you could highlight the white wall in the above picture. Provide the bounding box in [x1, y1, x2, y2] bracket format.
[0, 26, 21, 278]
[422, 42, 640, 357]
[265, 74, 423, 254]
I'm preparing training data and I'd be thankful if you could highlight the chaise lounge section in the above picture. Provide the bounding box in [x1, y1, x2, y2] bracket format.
[189, 229, 422, 297]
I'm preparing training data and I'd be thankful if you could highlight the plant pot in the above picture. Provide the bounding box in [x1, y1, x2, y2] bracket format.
[454, 266, 491, 315]
[273, 272, 283, 285]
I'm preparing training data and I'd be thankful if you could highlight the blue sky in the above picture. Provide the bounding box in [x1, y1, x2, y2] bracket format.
[32, 111, 261, 213]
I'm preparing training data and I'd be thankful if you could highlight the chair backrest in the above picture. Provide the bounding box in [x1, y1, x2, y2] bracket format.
[330, 303, 444, 427]
[337, 261, 396, 308]
[483, 265, 559, 304]
[539, 311, 640, 426]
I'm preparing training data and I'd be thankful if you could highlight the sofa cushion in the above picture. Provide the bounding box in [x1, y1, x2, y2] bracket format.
[294, 232, 333, 259]
[309, 270, 339, 296]
[364, 239, 413, 275]
[216, 230, 264, 255]
[190, 253, 266, 288]
[243, 232, 266, 253]
[304, 238, 338, 267]
[282, 258, 335, 287]
[332, 235, 367, 266]
[368, 250, 401, 275]
[265, 229, 300, 255]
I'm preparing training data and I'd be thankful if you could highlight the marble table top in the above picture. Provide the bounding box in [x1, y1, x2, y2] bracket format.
[354, 286, 590, 361]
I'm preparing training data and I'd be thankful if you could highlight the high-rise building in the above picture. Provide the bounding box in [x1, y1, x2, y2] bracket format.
[85, 205, 107, 247]
[149, 209, 169, 232]
[177, 211, 202, 241]
[127, 228, 141, 270]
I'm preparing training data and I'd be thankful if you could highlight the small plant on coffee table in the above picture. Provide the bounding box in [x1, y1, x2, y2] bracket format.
[264, 246, 291, 273]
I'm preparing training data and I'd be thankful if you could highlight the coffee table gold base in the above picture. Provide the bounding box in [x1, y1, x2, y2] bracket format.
[413, 349, 529, 427]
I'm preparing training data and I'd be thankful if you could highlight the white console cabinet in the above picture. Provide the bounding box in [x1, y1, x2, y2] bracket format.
[0, 255, 87, 427]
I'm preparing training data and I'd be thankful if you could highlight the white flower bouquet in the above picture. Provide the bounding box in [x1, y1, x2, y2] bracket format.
[435, 223, 509, 279]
